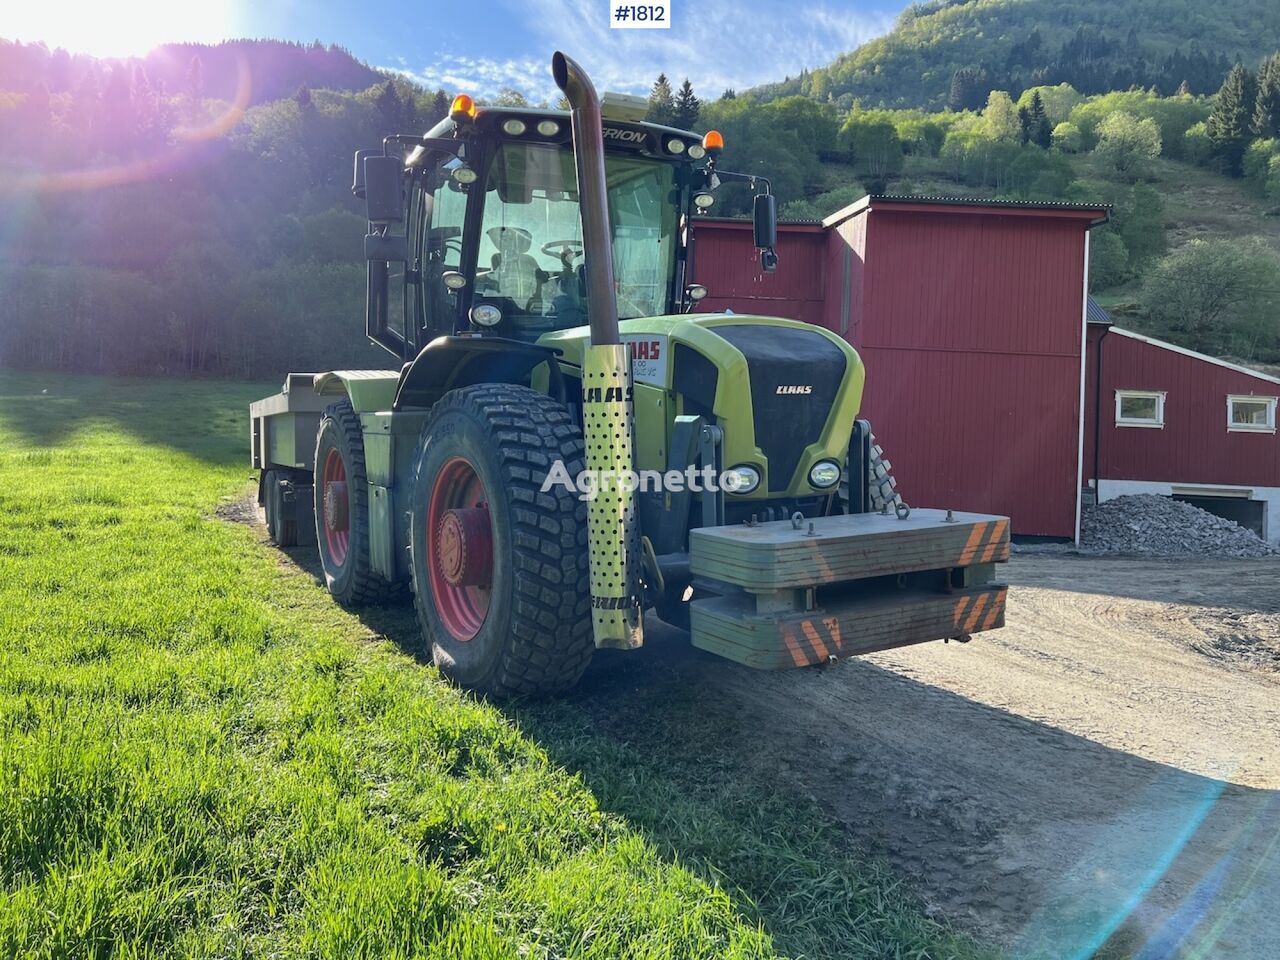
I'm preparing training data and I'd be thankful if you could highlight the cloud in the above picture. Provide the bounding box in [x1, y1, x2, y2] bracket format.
[391, 0, 892, 102]
[396, 55, 555, 103]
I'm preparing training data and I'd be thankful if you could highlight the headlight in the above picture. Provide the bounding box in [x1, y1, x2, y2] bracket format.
[442, 271, 467, 291]
[666, 137, 685, 154]
[693, 191, 715, 210]
[502, 119, 527, 136]
[809, 460, 841, 489]
[470, 303, 502, 327]
[537, 119, 560, 136]
[722, 464, 761, 494]
[687, 143, 706, 159]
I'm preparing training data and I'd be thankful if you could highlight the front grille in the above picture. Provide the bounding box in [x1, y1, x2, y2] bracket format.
[711, 325, 847, 491]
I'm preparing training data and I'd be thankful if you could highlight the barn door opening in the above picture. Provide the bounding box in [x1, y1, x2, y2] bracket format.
[1171, 494, 1265, 539]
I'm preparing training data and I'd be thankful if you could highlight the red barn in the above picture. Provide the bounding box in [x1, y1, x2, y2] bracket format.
[1084, 320, 1280, 544]
[691, 196, 1107, 540]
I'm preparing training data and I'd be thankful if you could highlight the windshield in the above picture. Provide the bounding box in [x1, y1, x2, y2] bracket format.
[475, 142, 679, 339]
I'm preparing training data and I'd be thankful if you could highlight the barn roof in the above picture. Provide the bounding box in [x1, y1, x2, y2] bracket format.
[823, 194, 1111, 228]
[1086, 297, 1114, 327]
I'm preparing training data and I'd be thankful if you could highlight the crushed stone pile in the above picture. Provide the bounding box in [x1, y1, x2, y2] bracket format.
[1080, 494, 1275, 559]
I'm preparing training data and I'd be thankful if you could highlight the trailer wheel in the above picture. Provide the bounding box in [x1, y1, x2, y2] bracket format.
[262, 470, 298, 546]
[409, 384, 593, 697]
[313, 399, 399, 607]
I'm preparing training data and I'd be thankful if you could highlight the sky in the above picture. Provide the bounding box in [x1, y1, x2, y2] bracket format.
[4, 0, 901, 100]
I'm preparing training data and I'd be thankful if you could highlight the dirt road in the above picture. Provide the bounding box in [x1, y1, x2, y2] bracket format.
[589, 554, 1280, 958]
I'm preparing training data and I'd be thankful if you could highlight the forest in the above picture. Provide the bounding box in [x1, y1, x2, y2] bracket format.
[2, 28, 1280, 381]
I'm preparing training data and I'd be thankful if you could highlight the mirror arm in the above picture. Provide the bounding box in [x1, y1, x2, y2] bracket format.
[382, 134, 464, 158]
[705, 169, 772, 195]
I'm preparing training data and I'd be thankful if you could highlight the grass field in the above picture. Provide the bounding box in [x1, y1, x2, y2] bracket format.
[0, 370, 995, 959]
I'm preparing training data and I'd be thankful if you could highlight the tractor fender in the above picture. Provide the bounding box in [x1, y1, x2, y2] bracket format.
[392, 335, 565, 411]
[312, 369, 402, 414]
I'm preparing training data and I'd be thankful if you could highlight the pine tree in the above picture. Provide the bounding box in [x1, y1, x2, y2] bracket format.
[1254, 53, 1280, 139]
[1017, 105, 1034, 144]
[646, 73, 675, 125]
[294, 84, 315, 114]
[673, 78, 700, 129]
[1029, 91, 1052, 147]
[431, 90, 450, 124]
[1207, 63, 1257, 176]
[375, 80, 406, 129]
[948, 67, 987, 112]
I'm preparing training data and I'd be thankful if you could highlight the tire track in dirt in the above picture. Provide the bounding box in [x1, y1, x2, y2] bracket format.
[635, 555, 1280, 957]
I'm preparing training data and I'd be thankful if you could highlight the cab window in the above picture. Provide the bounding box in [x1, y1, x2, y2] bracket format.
[474, 142, 678, 340]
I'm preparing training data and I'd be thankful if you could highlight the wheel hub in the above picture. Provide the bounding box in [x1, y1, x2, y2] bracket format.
[324, 481, 349, 532]
[436, 507, 492, 587]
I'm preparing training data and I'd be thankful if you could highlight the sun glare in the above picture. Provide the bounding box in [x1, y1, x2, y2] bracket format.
[6, 0, 237, 58]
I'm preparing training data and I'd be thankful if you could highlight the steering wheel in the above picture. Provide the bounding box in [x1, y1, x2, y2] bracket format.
[541, 240, 583, 264]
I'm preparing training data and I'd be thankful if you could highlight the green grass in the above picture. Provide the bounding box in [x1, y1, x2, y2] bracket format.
[0, 370, 995, 959]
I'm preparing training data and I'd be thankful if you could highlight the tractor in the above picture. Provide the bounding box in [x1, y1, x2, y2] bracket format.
[249, 52, 1009, 696]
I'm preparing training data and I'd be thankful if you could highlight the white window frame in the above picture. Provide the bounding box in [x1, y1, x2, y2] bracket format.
[1114, 390, 1166, 429]
[1227, 395, 1278, 433]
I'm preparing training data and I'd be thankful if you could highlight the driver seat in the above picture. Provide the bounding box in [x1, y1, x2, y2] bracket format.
[487, 227, 542, 304]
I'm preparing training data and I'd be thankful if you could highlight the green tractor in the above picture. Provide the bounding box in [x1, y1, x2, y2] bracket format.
[249, 52, 1009, 696]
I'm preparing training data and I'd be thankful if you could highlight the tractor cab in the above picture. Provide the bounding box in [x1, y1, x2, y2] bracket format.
[356, 94, 776, 359]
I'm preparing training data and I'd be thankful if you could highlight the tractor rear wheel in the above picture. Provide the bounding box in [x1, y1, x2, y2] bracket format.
[313, 399, 400, 607]
[409, 384, 593, 697]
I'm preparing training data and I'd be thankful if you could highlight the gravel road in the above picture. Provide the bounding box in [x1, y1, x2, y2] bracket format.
[606, 554, 1280, 958]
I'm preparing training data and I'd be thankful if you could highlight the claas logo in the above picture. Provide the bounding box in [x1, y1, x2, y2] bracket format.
[583, 385, 635, 404]
[628, 340, 661, 361]
[775, 385, 813, 395]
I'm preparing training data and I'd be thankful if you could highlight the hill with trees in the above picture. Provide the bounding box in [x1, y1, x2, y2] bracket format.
[0, 40, 449, 378]
[3, 29, 1280, 381]
[751, 0, 1278, 111]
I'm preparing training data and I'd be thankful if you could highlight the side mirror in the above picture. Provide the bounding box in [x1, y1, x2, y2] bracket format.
[363, 155, 404, 224]
[753, 193, 777, 273]
[352, 148, 376, 199]
[752, 192, 776, 250]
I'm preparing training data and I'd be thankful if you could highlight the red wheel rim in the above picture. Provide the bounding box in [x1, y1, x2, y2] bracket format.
[426, 457, 494, 642]
[321, 448, 350, 566]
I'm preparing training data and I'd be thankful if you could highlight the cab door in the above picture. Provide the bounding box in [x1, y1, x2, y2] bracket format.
[409, 160, 470, 346]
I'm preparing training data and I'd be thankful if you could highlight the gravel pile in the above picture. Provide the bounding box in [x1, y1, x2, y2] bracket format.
[1080, 494, 1275, 559]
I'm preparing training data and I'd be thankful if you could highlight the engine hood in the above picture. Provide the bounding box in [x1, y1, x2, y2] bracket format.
[539, 314, 866, 495]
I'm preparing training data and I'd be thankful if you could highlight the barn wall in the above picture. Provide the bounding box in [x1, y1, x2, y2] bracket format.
[1085, 326, 1280, 488]
[690, 205, 1104, 540]
[688, 220, 827, 328]
[853, 210, 1090, 538]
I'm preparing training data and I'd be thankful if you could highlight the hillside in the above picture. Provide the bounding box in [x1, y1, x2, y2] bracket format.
[752, 0, 1280, 110]
[0, 38, 385, 106]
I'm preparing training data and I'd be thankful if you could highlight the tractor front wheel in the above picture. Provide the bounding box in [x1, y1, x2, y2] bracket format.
[313, 399, 400, 607]
[409, 384, 593, 697]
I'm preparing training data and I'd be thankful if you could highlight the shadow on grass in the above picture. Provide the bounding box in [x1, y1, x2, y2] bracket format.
[0, 369, 272, 466]
[271, 534, 1280, 960]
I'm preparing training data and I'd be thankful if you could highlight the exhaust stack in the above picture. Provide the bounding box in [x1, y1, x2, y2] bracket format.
[552, 51, 644, 650]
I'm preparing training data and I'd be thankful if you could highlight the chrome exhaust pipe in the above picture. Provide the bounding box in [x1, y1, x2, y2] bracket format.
[552, 51, 644, 650]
